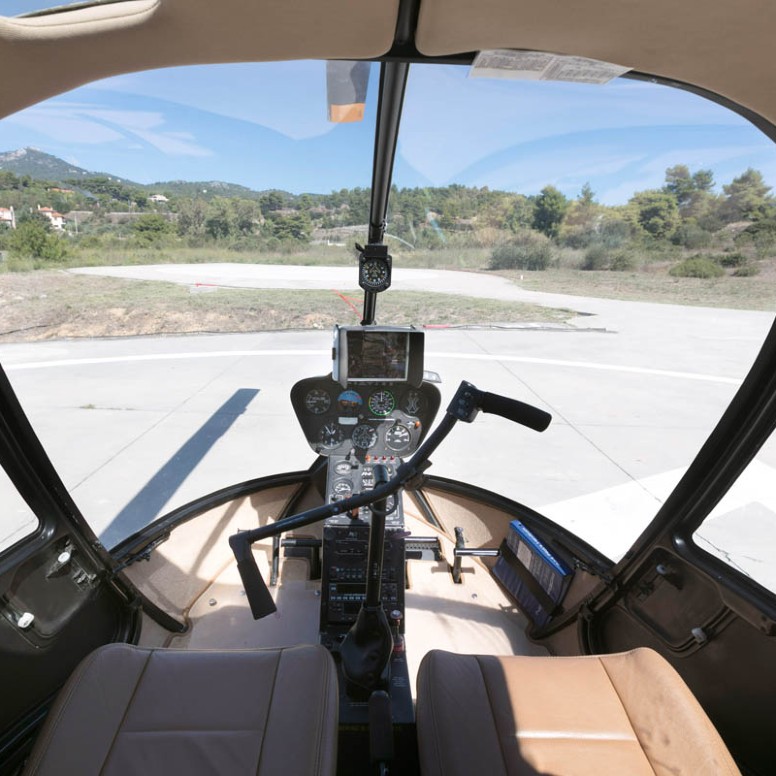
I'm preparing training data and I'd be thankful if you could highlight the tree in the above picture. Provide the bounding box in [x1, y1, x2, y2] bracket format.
[663, 165, 715, 218]
[267, 211, 311, 242]
[131, 213, 174, 245]
[720, 168, 772, 222]
[9, 220, 67, 261]
[205, 198, 236, 240]
[177, 198, 207, 237]
[629, 190, 680, 239]
[532, 185, 568, 237]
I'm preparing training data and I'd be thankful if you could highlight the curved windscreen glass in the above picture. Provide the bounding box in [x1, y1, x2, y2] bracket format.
[391, 63, 776, 560]
[1, 59, 774, 560]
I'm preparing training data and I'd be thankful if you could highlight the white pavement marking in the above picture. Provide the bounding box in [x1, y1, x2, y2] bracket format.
[4, 349, 742, 385]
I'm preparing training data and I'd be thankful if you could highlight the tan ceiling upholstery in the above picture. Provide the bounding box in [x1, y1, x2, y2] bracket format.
[0, 0, 400, 119]
[0, 0, 774, 132]
[415, 0, 776, 128]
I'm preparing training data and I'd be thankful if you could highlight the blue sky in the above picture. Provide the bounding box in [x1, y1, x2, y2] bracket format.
[0, 58, 775, 204]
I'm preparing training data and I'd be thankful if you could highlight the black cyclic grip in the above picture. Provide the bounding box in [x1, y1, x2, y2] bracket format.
[229, 533, 277, 619]
[480, 391, 552, 432]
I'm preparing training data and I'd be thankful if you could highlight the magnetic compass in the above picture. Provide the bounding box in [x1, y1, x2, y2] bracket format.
[358, 245, 392, 293]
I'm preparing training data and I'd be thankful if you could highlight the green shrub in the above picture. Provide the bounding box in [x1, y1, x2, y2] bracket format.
[717, 251, 748, 268]
[672, 223, 712, 249]
[733, 264, 760, 277]
[609, 251, 636, 271]
[580, 244, 609, 270]
[489, 230, 554, 271]
[669, 257, 724, 278]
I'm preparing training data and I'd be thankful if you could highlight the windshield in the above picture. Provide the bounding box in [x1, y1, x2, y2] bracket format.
[0, 60, 774, 566]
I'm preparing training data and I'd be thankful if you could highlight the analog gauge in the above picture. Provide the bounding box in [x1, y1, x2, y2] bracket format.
[402, 389, 426, 417]
[385, 423, 412, 453]
[332, 479, 353, 497]
[368, 390, 395, 416]
[304, 388, 331, 415]
[334, 461, 353, 475]
[318, 422, 344, 449]
[359, 256, 391, 292]
[338, 389, 363, 415]
[351, 424, 378, 450]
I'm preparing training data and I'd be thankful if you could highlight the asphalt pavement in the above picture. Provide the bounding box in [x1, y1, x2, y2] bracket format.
[1, 265, 774, 590]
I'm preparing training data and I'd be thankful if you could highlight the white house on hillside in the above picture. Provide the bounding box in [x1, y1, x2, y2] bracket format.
[37, 205, 66, 231]
[0, 206, 15, 229]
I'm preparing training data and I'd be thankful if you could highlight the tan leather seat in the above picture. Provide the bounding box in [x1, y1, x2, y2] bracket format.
[416, 647, 740, 776]
[23, 643, 338, 776]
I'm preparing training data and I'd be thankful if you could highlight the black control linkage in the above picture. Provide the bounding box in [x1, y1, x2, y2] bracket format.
[229, 381, 552, 619]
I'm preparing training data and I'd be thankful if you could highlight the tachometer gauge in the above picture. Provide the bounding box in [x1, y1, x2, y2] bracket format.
[351, 424, 378, 449]
[304, 388, 331, 414]
[368, 390, 395, 416]
[318, 422, 344, 449]
[385, 423, 411, 453]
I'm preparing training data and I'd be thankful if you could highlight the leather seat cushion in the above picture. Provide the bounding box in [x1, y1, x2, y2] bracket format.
[24, 643, 338, 776]
[416, 647, 740, 776]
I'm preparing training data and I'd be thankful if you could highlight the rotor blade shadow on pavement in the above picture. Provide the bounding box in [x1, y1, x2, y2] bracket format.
[104, 387, 259, 546]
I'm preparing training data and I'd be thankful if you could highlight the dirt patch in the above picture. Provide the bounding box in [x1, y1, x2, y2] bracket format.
[0, 270, 570, 343]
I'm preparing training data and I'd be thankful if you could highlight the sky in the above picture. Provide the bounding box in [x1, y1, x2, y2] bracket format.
[0, 54, 775, 205]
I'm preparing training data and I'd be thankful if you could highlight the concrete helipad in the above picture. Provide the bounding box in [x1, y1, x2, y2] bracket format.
[1, 266, 774, 590]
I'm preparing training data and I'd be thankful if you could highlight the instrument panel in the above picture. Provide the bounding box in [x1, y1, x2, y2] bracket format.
[290, 376, 441, 459]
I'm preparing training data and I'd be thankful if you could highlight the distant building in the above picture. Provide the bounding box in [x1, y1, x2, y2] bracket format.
[37, 205, 66, 231]
[0, 206, 15, 229]
[48, 187, 75, 194]
[148, 194, 169, 203]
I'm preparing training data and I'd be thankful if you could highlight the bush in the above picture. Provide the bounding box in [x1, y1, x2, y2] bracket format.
[489, 230, 554, 271]
[668, 257, 724, 278]
[717, 251, 748, 268]
[733, 264, 760, 277]
[609, 251, 636, 271]
[580, 244, 609, 270]
[672, 223, 712, 249]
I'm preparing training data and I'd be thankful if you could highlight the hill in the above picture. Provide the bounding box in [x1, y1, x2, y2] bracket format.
[0, 147, 131, 185]
[0, 147, 274, 200]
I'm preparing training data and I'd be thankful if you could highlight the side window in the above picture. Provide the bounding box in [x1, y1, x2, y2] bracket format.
[0, 466, 39, 553]
[692, 431, 776, 593]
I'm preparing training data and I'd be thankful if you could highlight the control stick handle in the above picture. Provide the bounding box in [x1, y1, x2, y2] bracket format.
[229, 533, 277, 619]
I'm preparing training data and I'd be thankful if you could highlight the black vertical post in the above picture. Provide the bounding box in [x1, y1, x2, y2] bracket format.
[361, 61, 410, 326]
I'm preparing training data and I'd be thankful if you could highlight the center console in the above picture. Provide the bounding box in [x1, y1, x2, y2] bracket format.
[289, 326, 441, 727]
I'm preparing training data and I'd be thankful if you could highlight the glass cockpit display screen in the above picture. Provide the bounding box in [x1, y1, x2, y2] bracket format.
[347, 330, 409, 381]
[333, 326, 425, 387]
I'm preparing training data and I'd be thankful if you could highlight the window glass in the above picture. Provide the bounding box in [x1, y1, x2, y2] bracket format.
[3, 1, 133, 18]
[0, 466, 39, 553]
[1, 60, 775, 560]
[693, 432, 776, 592]
[392, 64, 776, 560]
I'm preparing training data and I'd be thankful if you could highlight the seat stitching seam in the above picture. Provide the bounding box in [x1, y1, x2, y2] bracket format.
[425, 653, 445, 776]
[24, 647, 104, 774]
[314, 650, 331, 775]
[98, 648, 153, 776]
[476, 656, 510, 776]
[598, 657, 658, 776]
[254, 649, 282, 775]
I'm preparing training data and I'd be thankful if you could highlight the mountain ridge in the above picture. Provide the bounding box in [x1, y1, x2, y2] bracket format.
[0, 147, 272, 198]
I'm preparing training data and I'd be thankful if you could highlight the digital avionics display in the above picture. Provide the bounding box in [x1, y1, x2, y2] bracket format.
[348, 330, 408, 381]
[333, 326, 424, 386]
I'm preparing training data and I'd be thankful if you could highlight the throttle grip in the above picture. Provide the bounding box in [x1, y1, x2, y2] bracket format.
[480, 391, 551, 432]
